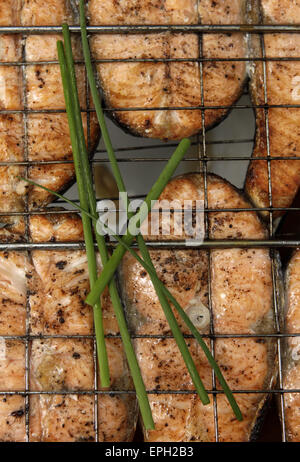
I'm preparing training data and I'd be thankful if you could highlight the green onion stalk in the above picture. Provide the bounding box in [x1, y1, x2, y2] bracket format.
[57, 41, 110, 389]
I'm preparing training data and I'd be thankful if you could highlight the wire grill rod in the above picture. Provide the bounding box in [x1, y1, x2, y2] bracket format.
[1, 24, 300, 33]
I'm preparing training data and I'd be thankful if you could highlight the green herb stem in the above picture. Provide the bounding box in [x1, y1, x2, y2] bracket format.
[79, 0, 124, 192]
[59, 29, 154, 429]
[57, 41, 110, 388]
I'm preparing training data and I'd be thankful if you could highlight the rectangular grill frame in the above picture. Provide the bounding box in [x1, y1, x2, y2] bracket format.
[0, 19, 299, 442]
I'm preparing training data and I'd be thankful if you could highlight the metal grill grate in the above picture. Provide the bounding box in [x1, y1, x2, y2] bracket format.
[0, 18, 299, 443]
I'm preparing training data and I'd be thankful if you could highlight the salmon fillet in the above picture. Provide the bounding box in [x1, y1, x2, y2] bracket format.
[88, 0, 247, 140]
[120, 173, 278, 441]
[0, 211, 137, 442]
[245, 0, 300, 218]
[283, 249, 300, 442]
[0, 0, 99, 239]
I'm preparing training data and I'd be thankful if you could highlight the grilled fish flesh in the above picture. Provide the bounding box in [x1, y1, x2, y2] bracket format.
[120, 173, 278, 441]
[245, 0, 300, 218]
[88, 0, 247, 140]
[0, 211, 137, 442]
[0, 0, 99, 239]
[283, 249, 300, 442]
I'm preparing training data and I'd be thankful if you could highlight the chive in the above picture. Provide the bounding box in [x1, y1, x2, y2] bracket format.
[61, 24, 99, 222]
[22, 178, 242, 420]
[78, 0, 208, 405]
[19, 177, 96, 218]
[58, 35, 154, 429]
[57, 41, 110, 388]
[79, 0, 124, 189]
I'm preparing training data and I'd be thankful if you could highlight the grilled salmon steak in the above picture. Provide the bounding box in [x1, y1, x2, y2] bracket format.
[120, 173, 278, 441]
[0, 211, 137, 442]
[245, 0, 300, 218]
[88, 0, 247, 140]
[283, 249, 300, 442]
[0, 0, 99, 239]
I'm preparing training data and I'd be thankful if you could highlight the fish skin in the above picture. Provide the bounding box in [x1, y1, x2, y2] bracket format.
[88, 0, 247, 140]
[0, 0, 99, 239]
[0, 211, 137, 442]
[245, 0, 300, 218]
[283, 250, 300, 442]
[120, 173, 278, 442]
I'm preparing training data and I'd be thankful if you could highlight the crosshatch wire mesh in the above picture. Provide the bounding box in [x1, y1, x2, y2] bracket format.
[0, 19, 300, 442]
